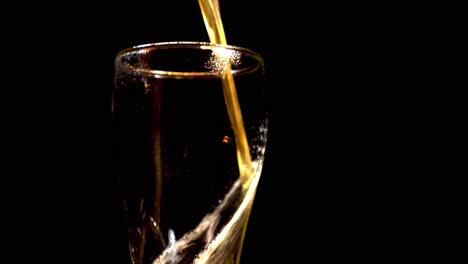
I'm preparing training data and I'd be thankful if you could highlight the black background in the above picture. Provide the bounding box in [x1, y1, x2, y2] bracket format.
[3, 1, 405, 263]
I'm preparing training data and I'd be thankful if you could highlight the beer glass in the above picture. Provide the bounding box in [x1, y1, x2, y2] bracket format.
[112, 41, 268, 264]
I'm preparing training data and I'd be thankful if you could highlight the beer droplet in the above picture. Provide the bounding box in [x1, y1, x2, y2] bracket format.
[144, 82, 151, 94]
[222, 135, 230, 144]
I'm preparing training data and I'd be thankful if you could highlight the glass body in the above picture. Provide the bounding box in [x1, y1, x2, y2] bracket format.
[112, 42, 268, 264]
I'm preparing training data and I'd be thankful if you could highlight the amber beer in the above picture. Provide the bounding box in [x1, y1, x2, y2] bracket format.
[112, 42, 267, 264]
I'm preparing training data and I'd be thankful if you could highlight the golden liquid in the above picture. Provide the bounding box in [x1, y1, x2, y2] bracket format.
[157, 1, 258, 263]
[198, 0, 254, 191]
[196, 1, 257, 263]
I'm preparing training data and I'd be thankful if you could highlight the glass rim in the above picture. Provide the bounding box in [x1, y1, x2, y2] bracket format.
[115, 41, 264, 79]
